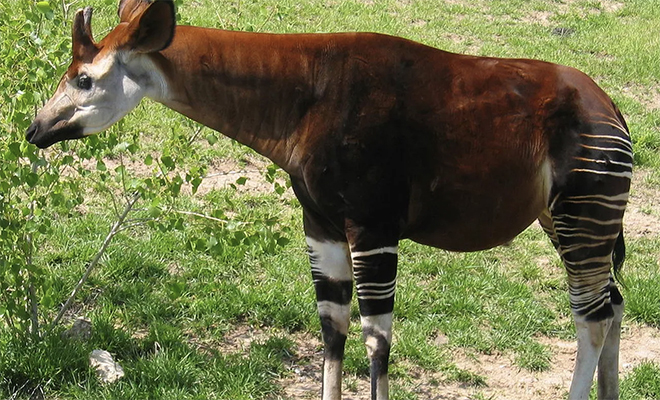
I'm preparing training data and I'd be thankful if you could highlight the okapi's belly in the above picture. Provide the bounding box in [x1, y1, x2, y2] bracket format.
[405, 159, 552, 252]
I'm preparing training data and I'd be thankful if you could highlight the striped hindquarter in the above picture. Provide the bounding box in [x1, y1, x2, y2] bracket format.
[543, 116, 632, 400]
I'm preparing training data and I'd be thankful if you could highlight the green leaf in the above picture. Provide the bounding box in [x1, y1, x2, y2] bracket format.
[25, 172, 39, 187]
[41, 292, 54, 308]
[191, 176, 203, 194]
[161, 155, 175, 170]
[8, 142, 22, 157]
[148, 205, 162, 218]
[114, 142, 130, 152]
[36, 2, 52, 14]
[206, 133, 218, 145]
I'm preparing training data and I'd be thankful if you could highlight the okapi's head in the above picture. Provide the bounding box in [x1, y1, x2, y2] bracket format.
[26, 0, 176, 148]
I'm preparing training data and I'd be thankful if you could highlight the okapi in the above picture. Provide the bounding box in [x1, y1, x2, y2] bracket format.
[26, 0, 632, 399]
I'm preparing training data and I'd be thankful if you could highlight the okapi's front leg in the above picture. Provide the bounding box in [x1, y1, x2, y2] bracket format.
[305, 226, 353, 400]
[347, 225, 398, 400]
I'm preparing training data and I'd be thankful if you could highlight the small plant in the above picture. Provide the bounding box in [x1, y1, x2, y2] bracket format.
[0, 0, 75, 338]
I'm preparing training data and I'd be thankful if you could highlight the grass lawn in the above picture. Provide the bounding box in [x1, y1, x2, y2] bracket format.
[1, 0, 660, 399]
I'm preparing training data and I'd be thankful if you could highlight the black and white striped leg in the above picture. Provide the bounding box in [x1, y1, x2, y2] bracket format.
[550, 197, 627, 399]
[545, 121, 632, 400]
[351, 245, 398, 400]
[306, 236, 353, 400]
[597, 276, 623, 399]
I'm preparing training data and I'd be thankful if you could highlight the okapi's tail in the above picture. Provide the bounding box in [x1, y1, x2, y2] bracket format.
[612, 229, 626, 285]
[612, 102, 629, 287]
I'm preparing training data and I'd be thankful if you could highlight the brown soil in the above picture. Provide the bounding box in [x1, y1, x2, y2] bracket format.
[219, 322, 659, 400]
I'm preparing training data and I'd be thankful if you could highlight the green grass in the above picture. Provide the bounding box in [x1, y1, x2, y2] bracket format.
[2, 0, 660, 399]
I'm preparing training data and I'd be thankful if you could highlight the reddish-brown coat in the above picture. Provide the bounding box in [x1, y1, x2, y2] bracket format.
[124, 27, 618, 251]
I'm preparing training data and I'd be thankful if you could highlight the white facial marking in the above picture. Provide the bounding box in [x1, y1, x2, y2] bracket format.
[65, 55, 146, 135]
[36, 50, 167, 144]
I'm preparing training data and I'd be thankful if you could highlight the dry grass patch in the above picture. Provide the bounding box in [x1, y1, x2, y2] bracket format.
[625, 168, 660, 239]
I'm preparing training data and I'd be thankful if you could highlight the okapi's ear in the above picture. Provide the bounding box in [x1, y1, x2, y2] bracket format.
[122, 0, 176, 53]
[118, 0, 152, 23]
[72, 7, 99, 61]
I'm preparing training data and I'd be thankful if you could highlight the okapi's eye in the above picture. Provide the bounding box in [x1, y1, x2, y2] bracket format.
[77, 74, 92, 90]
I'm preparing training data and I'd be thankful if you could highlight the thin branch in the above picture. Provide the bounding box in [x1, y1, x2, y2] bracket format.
[49, 192, 141, 330]
[28, 281, 39, 337]
[27, 162, 40, 338]
[187, 125, 204, 146]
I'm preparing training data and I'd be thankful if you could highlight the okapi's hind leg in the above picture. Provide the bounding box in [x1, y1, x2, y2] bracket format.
[598, 231, 626, 399]
[597, 275, 624, 399]
[540, 111, 632, 399]
[544, 162, 629, 399]
[547, 201, 625, 400]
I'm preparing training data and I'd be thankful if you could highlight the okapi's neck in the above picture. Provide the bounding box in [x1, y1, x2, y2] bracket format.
[148, 26, 325, 172]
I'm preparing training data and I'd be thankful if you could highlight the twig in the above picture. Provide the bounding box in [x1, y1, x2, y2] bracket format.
[49, 192, 141, 330]
[187, 125, 204, 146]
[27, 162, 40, 338]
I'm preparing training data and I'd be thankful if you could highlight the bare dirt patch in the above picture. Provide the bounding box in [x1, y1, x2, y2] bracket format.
[214, 322, 659, 400]
[79, 154, 290, 198]
[520, 10, 554, 27]
[440, 324, 660, 400]
[518, 1, 624, 28]
[622, 82, 660, 112]
[625, 168, 660, 239]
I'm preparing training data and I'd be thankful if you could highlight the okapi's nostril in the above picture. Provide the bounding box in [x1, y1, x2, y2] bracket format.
[26, 122, 39, 143]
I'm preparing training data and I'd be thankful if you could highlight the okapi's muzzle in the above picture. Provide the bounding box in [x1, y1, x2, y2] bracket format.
[26, 119, 84, 149]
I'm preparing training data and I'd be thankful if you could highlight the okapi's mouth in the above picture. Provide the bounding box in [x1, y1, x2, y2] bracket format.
[26, 120, 85, 149]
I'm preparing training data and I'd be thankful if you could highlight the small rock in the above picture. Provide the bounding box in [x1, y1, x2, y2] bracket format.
[62, 317, 92, 341]
[89, 349, 125, 384]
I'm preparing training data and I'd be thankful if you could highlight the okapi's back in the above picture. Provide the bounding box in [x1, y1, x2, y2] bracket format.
[366, 44, 611, 251]
[156, 27, 618, 251]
